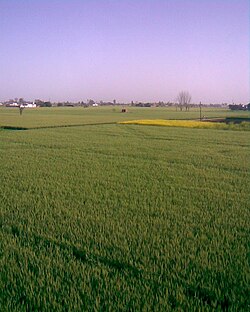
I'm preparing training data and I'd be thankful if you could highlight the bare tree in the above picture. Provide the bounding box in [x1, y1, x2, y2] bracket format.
[176, 91, 192, 111]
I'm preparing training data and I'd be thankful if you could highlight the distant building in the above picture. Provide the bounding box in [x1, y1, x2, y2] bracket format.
[6, 102, 19, 107]
[20, 103, 37, 108]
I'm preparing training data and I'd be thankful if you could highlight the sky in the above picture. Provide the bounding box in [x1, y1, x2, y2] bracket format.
[0, 0, 249, 104]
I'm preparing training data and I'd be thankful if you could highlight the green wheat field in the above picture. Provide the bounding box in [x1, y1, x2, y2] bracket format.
[0, 107, 249, 311]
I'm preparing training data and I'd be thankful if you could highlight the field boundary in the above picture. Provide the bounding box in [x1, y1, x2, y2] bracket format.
[0, 122, 116, 131]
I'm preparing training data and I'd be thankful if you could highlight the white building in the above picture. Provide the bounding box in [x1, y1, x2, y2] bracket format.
[20, 103, 37, 108]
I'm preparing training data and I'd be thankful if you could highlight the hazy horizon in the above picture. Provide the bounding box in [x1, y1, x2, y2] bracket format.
[0, 0, 249, 104]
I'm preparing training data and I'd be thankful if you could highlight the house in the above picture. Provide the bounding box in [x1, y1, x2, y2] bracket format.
[6, 102, 19, 107]
[20, 103, 37, 108]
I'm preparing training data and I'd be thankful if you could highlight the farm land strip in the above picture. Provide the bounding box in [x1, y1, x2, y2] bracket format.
[0, 107, 249, 310]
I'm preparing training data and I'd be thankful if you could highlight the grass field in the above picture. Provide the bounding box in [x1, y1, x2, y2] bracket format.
[1, 106, 249, 129]
[0, 107, 250, 311]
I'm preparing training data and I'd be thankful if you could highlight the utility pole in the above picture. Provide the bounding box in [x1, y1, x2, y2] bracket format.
[199, 102, 202, 121]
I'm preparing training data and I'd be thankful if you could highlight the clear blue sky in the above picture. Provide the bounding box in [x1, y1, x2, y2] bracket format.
[0, 0, 249, 103]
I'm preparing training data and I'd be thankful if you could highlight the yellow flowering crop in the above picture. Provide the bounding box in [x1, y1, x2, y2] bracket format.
[118, 119, 226, 128]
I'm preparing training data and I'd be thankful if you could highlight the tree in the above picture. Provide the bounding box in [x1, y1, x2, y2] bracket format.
[39, 101, 52, 107]
[176, 91, 192, 111]
[87, 99, 95, 106]
[18, 98, 24, 104]
[44, 101, 52, 107]
[35, 99, 44, 106]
